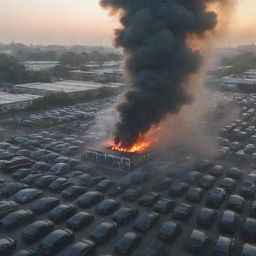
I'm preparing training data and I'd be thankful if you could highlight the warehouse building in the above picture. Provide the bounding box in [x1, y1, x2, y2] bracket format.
[70, 67, 123, 83]
[243, 69, 256, 79]
[23, 61, 59, 71]
[13, 80, 122, 98]
[220, 77, 256, 92]
[0, 92, 41, 112]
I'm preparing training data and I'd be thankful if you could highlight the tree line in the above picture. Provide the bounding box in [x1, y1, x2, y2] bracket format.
[0, 49, 123, 85]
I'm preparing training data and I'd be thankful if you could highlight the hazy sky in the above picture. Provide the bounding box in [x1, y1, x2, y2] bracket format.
[0, 0, 255, 46]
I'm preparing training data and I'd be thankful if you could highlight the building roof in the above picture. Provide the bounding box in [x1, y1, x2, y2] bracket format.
[221, 77, 256, 86]
[0, 92, 41, 105]
[14, 80, 117, 94]
[71, 67, 122, 75]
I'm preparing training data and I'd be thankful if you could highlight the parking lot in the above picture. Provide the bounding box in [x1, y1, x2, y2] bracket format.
[0, 93, 255, 255]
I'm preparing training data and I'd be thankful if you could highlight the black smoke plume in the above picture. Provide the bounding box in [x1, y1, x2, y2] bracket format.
[100, 0, 227, 148]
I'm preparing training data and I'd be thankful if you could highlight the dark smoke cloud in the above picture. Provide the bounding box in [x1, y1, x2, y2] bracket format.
[100, 0, 228, 148]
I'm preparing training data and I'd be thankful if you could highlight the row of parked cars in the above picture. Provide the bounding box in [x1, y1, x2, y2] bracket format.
[0, 92, 256, 255]
[218, 93, 256, 161]
[0, 97, 115, 128]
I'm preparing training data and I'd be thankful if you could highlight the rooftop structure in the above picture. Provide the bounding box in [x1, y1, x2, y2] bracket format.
[13, 80, 122, 98]
[220, 77, 256, 92]
[70, 67, 123, 83]
[243, 69, 256, 79]
[84, 147, 157, 169]
[23, 61, 59, 71]
[0, 92, 41, 111]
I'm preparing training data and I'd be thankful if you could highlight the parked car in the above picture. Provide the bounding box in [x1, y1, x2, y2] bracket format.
[48, 204, 77, 223]
[50, 163, 70, 175]
[96, 199, 120, 216]
[66, 211, 94, 231]
[39, 229, 74, 255]
[133, 212, 159, 233]
[227, 195, 245, 212]
[114, 232, 140, 256]
[88, 176, 106, 188]
[108, 182, 128, 197]
[219, 210, 239, 234]
[226, 167, 242, 180]
[0, 201, 18, 218]
[94, 179, 113, 192]
[0, 182, 28, 197]
[220, 178, 236, 192]
[157, 221, 181, 243]
[154, 198, 175, 214]
[15, 248, 37, 256]
[112, 207, 138, 225]
[14, 188, 42, 203]
[77, 191, 104, 208]
[152, 178, 173, 192]
[62, 239, 96, 256]
[186, 187, 204, 202]
[12, 169, 30, 181]
[62, 186, 87, 200]
[33, 175, 56, 188]
[77, 174, 90, 187]
[31, 162, 49, 172]
[209, 165, 224, 177]
[0, 209, 34, 229]
[168, 182, 188, 196]
[206, 187, 226, 208]
[20, 174, 43, 185]
[49, 178, 72, 192]
[199, 175, 216, 189]
[172, 203, 192, 221]
[138, 192, 160, 207]
[122, 188, 144, 202]
[250, 200, 256, 217]
[31, 197, 60, 214]
[242, 217, 256, 242]
[183, 171, 201, 183]
[212, 235, 235, 256]
[240, 243, 256, 256]
[0, 237, 16, 255]
[22, 219, 54, 242]
[195, 160, 214, 172]
[90, 221, 118, 244]
[197, 207, 217, 227]
[185, 230, 210, 254]
[240, 182, 256, 199]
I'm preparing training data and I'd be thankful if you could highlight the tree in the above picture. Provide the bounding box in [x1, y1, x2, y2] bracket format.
[29, 71, 52, 83]
[88, 50, 108, 63]
[220, 52, 256, 76]
[0, 54, 29, 84]
[53, 65, 70, 79]
[59, 52, 86, 67]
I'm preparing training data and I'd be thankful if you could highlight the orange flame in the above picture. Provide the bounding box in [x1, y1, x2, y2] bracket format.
[111, 139, 151, 153]
[110, 126, 160, 153]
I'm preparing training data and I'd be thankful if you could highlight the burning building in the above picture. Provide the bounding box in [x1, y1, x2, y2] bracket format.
[85, 145, 157, 169]
[99, 0, 233, 155]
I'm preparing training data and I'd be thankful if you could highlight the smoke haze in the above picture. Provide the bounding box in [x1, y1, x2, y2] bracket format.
[101, 0, 235, 148]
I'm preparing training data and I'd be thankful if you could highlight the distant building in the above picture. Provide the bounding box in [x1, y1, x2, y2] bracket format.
[13, 80, 123, 99]
[70, 65, 123, 82]
[70, 67, 123, 83]
[242, 69, 256, 79]
[220, 77, 256, 92]
[23, 61, 59, 71]
[0, 92, 41, 112]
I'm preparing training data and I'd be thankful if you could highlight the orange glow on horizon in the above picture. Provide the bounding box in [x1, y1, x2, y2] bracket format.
[0, 0, 255, 45]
